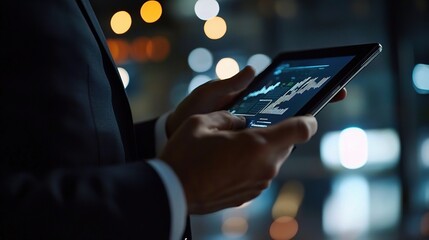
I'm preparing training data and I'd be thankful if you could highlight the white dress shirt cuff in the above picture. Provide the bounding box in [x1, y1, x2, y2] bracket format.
[148, 159, 187, 240]
[155, 111, 171, 155]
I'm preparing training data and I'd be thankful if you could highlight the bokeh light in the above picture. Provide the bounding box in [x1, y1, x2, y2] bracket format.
[321, 128, 400, 171]
[272, 181, 304, 219]
[216, 57, 240, 80]
[222, 216, 248, 238]
[146, 36, 170, 62]
[339, 127, 368, 169]
[421, 138, 429, 167]
[269, 216, 299, 240]
[194, 0, 220, 20]
[188, 48, 213, 73]
[413, 63, 429, 94]
[141, 0, 163, 23]
[247, 54, 271, 74]
[204, 16, 227, 40]
[130, 37, 150, 62]
[117, 67, 130, 88]
[188, 75, 211, 93]
[107, 39, 129, 64]
[323, 176, 370, 237]
[110, 11, 132, 34]
[129, 36, 170, 62]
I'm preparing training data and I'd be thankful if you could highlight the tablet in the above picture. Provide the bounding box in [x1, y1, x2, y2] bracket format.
[229, 43, 382, 128]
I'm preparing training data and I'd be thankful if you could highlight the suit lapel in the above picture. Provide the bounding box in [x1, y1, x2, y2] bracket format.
[79, 0, 118, 72]
[78, 0, 137, 161]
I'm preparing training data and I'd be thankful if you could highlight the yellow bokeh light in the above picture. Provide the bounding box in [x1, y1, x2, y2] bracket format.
[110, 11, 132, 35]
[141, 1, 163, 23]
[204, 16, 227, 40]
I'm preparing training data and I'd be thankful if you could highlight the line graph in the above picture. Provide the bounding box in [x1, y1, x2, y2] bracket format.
[261, 76, 331, 115]
[244, 82, 281, 100]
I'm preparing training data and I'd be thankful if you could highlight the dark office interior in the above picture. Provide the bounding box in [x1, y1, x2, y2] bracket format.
[91, 0, 429, 239]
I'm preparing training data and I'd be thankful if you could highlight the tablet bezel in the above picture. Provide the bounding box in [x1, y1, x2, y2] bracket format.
[229, 43, 382, 126]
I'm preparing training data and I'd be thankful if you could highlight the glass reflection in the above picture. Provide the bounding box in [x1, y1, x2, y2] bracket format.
[323, 175, 370, 238]
[323, 175, 400, 239]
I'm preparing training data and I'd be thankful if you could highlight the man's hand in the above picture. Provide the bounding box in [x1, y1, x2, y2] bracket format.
[160, 111, 318, 214]
[166, 66, 256, 137]
[166, 66, 347, 137]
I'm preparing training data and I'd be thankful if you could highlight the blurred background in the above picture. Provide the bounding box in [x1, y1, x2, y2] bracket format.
[91, 0, 429, 239]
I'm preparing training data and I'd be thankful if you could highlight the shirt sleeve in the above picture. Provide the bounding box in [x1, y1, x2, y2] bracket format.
[149, 111, 187, 240]
[148, 160, 187, 240]
[154, 111, 171, 155]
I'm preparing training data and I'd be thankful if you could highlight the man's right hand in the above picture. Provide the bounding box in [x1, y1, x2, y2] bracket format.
[160, 111, 317, 214]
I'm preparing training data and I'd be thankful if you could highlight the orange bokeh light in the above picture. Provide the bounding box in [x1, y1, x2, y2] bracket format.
[130, 37, 150, 62]
[269, 216, 299, 240]
[140, 1, 163, 23]
[108, 36, 170, 63]
[106, 39, 129, 64]
[147, 36, 170, 62]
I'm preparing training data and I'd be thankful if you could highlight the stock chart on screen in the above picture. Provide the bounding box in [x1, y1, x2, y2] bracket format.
[229, 56, 354, 128]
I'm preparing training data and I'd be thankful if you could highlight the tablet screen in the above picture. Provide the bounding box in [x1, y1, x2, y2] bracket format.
[229, 55, 355, 128]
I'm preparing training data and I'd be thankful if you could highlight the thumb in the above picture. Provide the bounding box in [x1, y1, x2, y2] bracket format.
[215, 66, 256, 94]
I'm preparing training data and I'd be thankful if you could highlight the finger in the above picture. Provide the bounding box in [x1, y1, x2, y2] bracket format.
[195, 111, 246, 131]
[330, 88, 347, 102]
[254, 115, 318, 148]
[184, 66, 255, 112]
[214, 66, 256, 93]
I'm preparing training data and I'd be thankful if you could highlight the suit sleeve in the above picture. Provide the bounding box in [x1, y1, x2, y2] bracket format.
[134, 119, 158, 159]
[0, 162, 170, 240]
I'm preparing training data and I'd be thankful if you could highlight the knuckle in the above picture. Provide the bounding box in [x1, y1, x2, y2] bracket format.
[184, 115, 207, 133]
[187, 114, 205, 126]
[295, 119, 313, 140]
[241, 131, 268, 152]
[261, 165, 277, 180]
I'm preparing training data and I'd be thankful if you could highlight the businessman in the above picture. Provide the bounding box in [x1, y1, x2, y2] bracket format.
[0, 0, 346, 239]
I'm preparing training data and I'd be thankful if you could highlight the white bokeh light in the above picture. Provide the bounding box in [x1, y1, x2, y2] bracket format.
[247, 54, 271, 74]
[188, 75, 211, 93]
[194, 0, 220, 20]
[421, 138, 429, 167]
[216, 58, 240, 80]
[339, 127, 368, 169]
[321, 128, 400, 171]
[188, 48, 213, 73]
[118, 67, 129, 88]
[413, 63, 429, 94]
[323, 176, 370, 237]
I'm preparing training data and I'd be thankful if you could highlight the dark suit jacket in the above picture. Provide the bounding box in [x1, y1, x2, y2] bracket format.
[0, 0, 187, 239]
